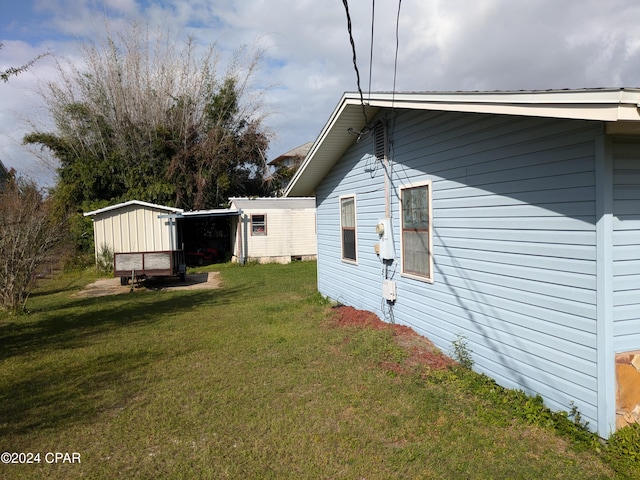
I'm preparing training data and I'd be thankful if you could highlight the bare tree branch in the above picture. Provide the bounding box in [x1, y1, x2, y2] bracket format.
[0, 42, 49, 83]
[0, 175, 66, 312]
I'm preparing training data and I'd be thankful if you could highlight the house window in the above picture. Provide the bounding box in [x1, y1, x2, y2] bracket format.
[340, 196, 357, 262]
[400, 182, 432, 281]
[251, 214, 267, 235]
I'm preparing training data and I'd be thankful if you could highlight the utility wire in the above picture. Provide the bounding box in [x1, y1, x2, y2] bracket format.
[392, 0, 402, 105]
[341, 0, 369, 128]
[368, 0, 375, 102]
[388, 0, 403, 169]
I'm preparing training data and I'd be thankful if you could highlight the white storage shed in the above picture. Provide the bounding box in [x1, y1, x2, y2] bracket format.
[84, 200, 184, 258]
[230, 197, 317, 264]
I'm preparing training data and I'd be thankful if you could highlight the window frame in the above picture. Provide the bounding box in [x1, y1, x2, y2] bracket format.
[399, 180, 433, 283]
[250, 213, 267, 236]
[340, 195, 358, 264]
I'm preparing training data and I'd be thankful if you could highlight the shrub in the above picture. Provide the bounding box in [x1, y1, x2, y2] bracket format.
[451, 334, 474, 369]
[0, 176, 66, 312]
[96, 244, 114, 274]
[605, 423, 640, 478]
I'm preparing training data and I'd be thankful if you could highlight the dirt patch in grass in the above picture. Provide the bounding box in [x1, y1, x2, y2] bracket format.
[330, 305, 457, 372]
[74, 272, 221, 298]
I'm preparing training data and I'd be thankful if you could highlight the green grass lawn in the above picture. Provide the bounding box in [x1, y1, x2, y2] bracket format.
[0, 262, 622, 478]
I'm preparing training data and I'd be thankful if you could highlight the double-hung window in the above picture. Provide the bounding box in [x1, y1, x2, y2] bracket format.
[340, 195, 357, 262]
[400, 181, 433, 281]
[251, 214, 267, 235]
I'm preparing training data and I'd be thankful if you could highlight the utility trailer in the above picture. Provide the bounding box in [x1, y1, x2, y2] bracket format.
[114, 250, 186, 285]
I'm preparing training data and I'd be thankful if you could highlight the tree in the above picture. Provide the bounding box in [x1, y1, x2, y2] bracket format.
[0, 174, 66, 312]
[1, 42, 48, 83]
[168, 77, 272, 209]
[24, 21, 272, 217]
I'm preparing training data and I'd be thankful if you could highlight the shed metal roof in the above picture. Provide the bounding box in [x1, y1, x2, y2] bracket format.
[84, 200, 183, 217]
[83, 198, 312, 220]
[230, 197, 316, 210]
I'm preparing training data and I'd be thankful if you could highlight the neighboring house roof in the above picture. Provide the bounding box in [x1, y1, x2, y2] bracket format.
[83, 200, 184, 217]
[0, 160, 8, 189]
[285, 88, 640, 197]
[230, 196, 316, 210]
[268, 141, 313, 167]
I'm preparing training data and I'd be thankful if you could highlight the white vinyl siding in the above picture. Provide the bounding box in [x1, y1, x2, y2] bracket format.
[92, 204, 177, 256]
[230, 198, 317, 263]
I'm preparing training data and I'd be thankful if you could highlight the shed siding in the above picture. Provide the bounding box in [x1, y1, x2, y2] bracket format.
[316, 110, 602, 427]
[291, 209, 317, 255]
[612, 138, 640, 352]
[237, 205, 317, 263]
[92, 204, 174, 256]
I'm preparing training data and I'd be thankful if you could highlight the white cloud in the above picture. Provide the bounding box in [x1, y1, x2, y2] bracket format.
[0, 40, 59, 184]
[4, 0, 640, 186]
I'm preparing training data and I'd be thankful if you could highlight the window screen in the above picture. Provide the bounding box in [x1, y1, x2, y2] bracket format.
[401, 184, 432, 279]
[340, 196, 356, 262]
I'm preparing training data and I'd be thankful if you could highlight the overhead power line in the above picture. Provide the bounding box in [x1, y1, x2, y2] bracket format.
[341, 0, 370, 129]
[392, 0, 402, 102]
[368, 0, 375, 102]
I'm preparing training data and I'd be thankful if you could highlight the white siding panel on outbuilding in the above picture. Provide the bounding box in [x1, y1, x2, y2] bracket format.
[229, 197, 317, 263]
[84, 201, 183, 259]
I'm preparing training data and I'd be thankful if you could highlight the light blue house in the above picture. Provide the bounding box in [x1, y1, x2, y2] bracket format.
[285, 89, 640, 437]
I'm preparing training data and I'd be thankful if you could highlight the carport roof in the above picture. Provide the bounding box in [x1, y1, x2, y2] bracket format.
[179, 208, 240, 218]
[83, 198, 313, 219]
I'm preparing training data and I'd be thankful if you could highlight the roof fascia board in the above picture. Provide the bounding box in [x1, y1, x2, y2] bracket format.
[84, 200, 184, 217]
[179, 208, 239, 217]
[284, 96, 378, 197]
[285, 89, 640, 197]
[363, 89, 640, 122]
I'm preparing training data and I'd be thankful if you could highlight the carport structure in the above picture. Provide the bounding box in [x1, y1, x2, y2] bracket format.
[85, 198, 317, 267]
[176, 208, 239, 265]
[84, 201, 239, 267]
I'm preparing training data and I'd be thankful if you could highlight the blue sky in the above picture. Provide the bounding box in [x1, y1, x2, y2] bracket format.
[3, 0, 640, 186]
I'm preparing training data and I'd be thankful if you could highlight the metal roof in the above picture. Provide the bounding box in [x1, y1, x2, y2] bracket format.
[284, 88, 640, 197]
[229, 196, 316, 210]
[83, 200, 184, 217]
[179, 208, 239, 218]
[83, 198, 312, 220]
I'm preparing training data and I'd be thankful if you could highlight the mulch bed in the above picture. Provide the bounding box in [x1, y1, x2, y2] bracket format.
[330, 305, 458, 374]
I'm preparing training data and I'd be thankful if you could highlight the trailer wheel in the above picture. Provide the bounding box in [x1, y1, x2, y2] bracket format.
[120, 276, 129, 286]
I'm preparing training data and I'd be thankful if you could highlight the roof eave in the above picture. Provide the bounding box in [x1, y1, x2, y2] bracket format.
[285, 88, 640, 197]
[285, 95, 379, 197]
[83, 200, 184, 217]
